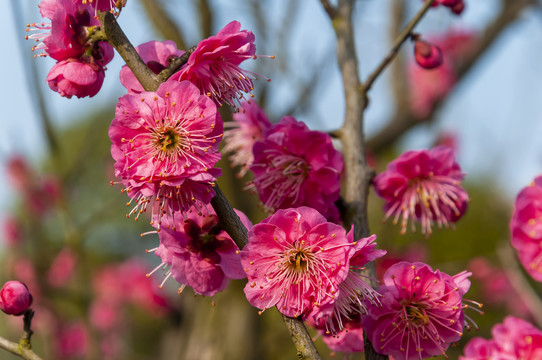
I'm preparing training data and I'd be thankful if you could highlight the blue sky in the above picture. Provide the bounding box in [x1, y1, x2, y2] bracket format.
[1, 0, 542, 221]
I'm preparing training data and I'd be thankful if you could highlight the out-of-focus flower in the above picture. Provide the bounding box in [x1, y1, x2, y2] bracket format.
[241, 207, 363, 319]
[425, 0, 465, 15]
[510, 175, 542, 281]
[460, 316, 542, 359]
[408, 30, 476, 117]
[56, 322, 89, 359]
[250, 116, 343, 221]
[362, 262, 474, 360]
[222, 100, 272, 177]
[109, 80, 223, 227]
[120, 40, 185, 94]
[373, 146, 468, 235]
[413, 38, 443, 69]
[0, 281, 33, 316]
[47, 249, 77, 288]
[148, 207, 250, 296]
[318, 317, 365, 354]
[3, 217, 22, 247]
[175, 21, 260, 107]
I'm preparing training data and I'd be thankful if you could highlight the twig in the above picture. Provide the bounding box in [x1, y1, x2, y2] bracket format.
[497, 242, 542, 327]
[156, 46, 197, 83]
[327, 0, 389, 358]
[367, 0, 536, 154]
[99, 10, 321, 359]
[363, 0, 436, 93]
[97, 10, 160, 92]
[0, 310, 43, 360]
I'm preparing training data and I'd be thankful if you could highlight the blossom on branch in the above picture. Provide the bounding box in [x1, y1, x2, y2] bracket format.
[510, 175, 542, 281]
[174, 21, 262, 107]
[373, 145, 468, 235]
[241, 207, 377, 319]
[250, 116, 343, 221]
[147, 207, 250, 297]
[362, 262, 476, 360]
[0, 281, 33, 316]
[109, 80, 223, 227]
[222, 100, 272, 177]
[26, 0, 114, 98]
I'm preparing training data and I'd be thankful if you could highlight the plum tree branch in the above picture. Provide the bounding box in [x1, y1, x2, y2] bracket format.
[363, 0, 436, 93]
[0, 310, 42, 360]
[98, 9, 321, 359]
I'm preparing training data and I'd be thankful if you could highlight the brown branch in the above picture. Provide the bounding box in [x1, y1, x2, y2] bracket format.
[327, 0, 388, 359]
[0, 310, 43, 360]
[363, 0, 436, 93]
[156, 46, 197, 83]
[367, 0, 536, 154]
[497, 242, 542, 327]
[140, 0, 187, 50]
[97, 10, 160, 92]
[100, 10, 320, 359]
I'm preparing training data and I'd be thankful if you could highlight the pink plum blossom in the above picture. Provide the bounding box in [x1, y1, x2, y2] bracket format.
[109, 80, 223, 226]
[148, 207, 250, 297]
[318, 318, 365, 354]
[120, 40, 185, 94]
[3, 217, 22, 247]
[510, 175, 542, 281]
[241, 207, 364, 319]
[413, 39, 443, 69]
[222, 100, 272, 177]
[175, 21, 259, 107]
[47, 58, 105, 98]
[55, 322, 89, 359]
[460, 316, 542, 359]
[362, 262, 475, 360]
[0, 281, 33, 316]
[373, 145, 468, 235]
[26, 0, 114, 97]
[250, 116, 343, 221]
[308, 234, 385, 334]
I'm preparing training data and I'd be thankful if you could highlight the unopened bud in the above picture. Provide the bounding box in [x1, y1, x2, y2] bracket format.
[414, 39, 443, 69]
[451, 1, 465, 15]
[0, 281, 33, 316]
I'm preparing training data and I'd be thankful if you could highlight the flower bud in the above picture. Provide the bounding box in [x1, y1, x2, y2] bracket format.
[414, 39, 443, 69]
[0, 281, 33, 316]
[451, 1, 465, 15]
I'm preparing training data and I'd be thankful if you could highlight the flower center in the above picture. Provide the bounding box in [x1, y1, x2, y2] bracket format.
[405, 303, 429, 325]
[158, 128, 179, 152]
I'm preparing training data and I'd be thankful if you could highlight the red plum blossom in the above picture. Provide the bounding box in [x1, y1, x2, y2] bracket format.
[0, 281, 33, 316]
[109, 80, 223, 227]
[250, 116, 343, 221]
[373, 145, 468, 235]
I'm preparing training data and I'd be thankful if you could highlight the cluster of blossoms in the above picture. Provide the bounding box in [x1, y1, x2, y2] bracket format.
[241, 207, 385, 328]
[373, 145, 469, 235]
[363, 262, 475, 360]
[460, 316, 542, 359]
[510, 175, 542, 281]
[222, 102, 344, 221]
[26, 0, 116, 98]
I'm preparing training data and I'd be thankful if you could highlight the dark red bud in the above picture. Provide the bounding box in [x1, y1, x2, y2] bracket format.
[414, 40, 443, 69]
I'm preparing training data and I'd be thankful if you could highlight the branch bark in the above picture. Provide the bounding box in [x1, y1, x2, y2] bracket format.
[98, 9, 320, 359]
[0, 310, 42, 360]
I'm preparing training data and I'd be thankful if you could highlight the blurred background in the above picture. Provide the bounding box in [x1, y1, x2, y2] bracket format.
[1, 0, 541, 359]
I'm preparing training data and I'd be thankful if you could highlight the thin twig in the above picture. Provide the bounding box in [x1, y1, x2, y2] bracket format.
[157, 46, 197, 83]
[99, 11, 320, 359]
[0, 310, 43, 360]
[97, 10, 160, 92]
[497, 242, 542, 327]
[363, 0, 436, 93]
